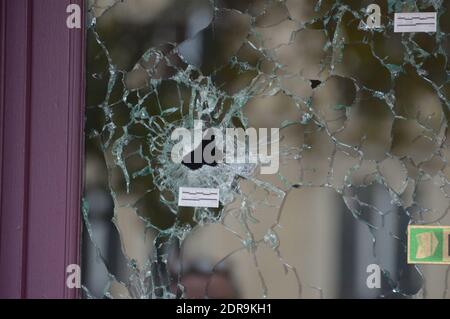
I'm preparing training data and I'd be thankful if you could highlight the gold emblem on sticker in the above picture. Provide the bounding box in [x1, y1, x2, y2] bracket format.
[415, 232, 438, 259]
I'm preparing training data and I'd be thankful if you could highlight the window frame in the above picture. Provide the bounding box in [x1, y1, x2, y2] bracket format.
[0, 0, 85, 299]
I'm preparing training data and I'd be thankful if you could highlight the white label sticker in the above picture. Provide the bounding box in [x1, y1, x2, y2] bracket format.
[394, 12, 437, 33]
[178, 187, 220, 208]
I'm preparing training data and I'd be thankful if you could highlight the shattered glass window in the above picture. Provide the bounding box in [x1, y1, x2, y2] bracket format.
[83, 0, 450, 298]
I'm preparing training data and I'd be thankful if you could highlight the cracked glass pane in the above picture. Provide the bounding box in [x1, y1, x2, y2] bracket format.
[83, 0, 450, 298]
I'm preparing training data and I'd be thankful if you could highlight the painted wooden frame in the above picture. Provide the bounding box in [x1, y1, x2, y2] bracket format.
[0, 0, 85, 298]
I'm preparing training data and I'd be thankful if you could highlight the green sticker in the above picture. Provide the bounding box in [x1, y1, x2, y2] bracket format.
[408, 226, 450, 264]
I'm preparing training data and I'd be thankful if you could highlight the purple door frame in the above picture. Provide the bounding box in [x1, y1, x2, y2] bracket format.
[0, 0, 85, 298]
